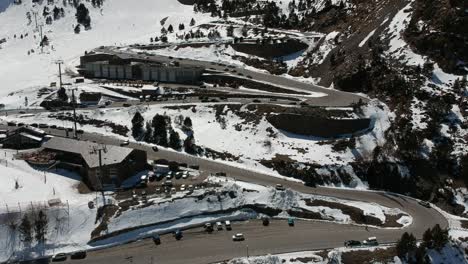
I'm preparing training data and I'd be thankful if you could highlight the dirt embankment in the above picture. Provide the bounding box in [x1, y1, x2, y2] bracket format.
[267, 113, 371, 138]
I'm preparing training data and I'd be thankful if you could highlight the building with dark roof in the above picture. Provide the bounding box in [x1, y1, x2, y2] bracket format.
[1, 126, 46, 149]
[43, 137, 147, 190]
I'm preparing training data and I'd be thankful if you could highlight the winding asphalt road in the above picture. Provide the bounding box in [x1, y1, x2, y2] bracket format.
[0, 48, 445, 263]
[2, 126, 444, 264]
[100, 46, 368, 107]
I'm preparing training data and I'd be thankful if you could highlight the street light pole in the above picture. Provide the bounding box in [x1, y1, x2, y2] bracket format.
[71, 89, 78, 139]
[55, 60, 64, 88]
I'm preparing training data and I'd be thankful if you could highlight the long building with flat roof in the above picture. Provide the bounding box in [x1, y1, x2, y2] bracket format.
[79, 52, 204, 84]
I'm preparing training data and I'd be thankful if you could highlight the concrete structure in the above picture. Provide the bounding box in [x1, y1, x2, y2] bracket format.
[43, 137, 148, 190]
[79, 53, 204, 84]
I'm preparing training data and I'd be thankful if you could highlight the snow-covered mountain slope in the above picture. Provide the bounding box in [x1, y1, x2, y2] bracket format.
[0, 0, 209, 101]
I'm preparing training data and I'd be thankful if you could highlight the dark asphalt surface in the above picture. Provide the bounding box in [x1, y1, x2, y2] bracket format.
[0, 125, 445, 264]
[100, 47, 369, 107]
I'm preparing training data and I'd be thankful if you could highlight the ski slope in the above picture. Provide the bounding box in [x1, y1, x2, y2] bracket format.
[0, 0, 210, 106]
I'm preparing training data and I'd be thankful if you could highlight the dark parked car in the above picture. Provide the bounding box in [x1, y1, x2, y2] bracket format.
[152, 234, 161, 245]
[262, 217, 270, 226]
[70, 251, 87, 259]
[152, 146, 159, 152]
[52, 253, 67, 262]
[174, 230, 183, 240]
[344, 240, 361, 247]
[288, 217, 295, 226]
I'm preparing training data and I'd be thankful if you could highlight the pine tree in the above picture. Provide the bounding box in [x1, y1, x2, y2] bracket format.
[184, 135, 196, 154]
[431, 224, 449, 250]
[422, 228, 433, 249]
[183, 117, 192, 128]
[152, 114, 168, 147]
[34, 210, 48, 244]
[75, 3, 91, 29]
[57, 87, 68, 102]
[144, 121, 153, 143]
[396, 232, 417, 259]
[169, 130, 182, 150]
[74, 24, 81, 34]
[131, 112, 145, 139]
[19, 215, 33, 243]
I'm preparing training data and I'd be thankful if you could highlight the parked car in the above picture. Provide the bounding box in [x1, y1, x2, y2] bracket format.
[70, 251, 87, 260]
[344, 240, 361, 247]
[7, 122, 16, 126]
[152, 234, 161, 245]
[225, 220, 232, 230]
[363, 237, 379, 246]
[216, 221, 223, 230]
[123, 103, 131, 107]
[180, 184, 186, 191]
[163, 180, 173, 187]
[204, 223, 213, 232]
[232, 233, 245, 241]
[120, 140, 130, 146]
[152, 146, 159, 152]
[87, 201, 95, 209]
[52, 253, 67, 262]
[419, 200, 431, 208]
[38, 124, 49, 128]
[275, 184, 285, 191]
[174, 230, 183, 240]
[288, 217, 295, 226]
[262, 217, 270, 226]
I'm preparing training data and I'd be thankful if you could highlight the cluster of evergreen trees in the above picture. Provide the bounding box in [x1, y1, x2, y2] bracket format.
[396, 224, 449, 262]
[17, 211, 48, 247]
[131, 112, 197, 153]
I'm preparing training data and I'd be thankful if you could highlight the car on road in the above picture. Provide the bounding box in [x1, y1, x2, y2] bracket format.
[7, 122, 16, 126]
[262, 217, 270, 226]
[38, 124, 49, 128]
[163, 180, 173, 187]
[288, 217, 295, 226]
[70, 251, 87, 260]
[363, 237, 379, 246]
[50, 125, 57, 129]
[123, 103, 131, 107]
[152, 146, 159, 152]
[246, 75, 253, 79]
[52, 253, 67, 262]
[225, 220, 232, 230]
[344, 240, 361, 247]
[419, 200, 431, 208]
[152, 234, 161, 245]
[204, 223, 213, 232]
[120, 140, 130, 146]
[275, 184, 285, 191]
[17, 123, 25, 127]
[232, 233, 245, 241]
[180, 184, 186, 191]
[174, 230, 183, 240]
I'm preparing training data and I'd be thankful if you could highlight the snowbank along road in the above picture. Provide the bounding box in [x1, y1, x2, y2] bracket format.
[8, 126, 446, 264]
